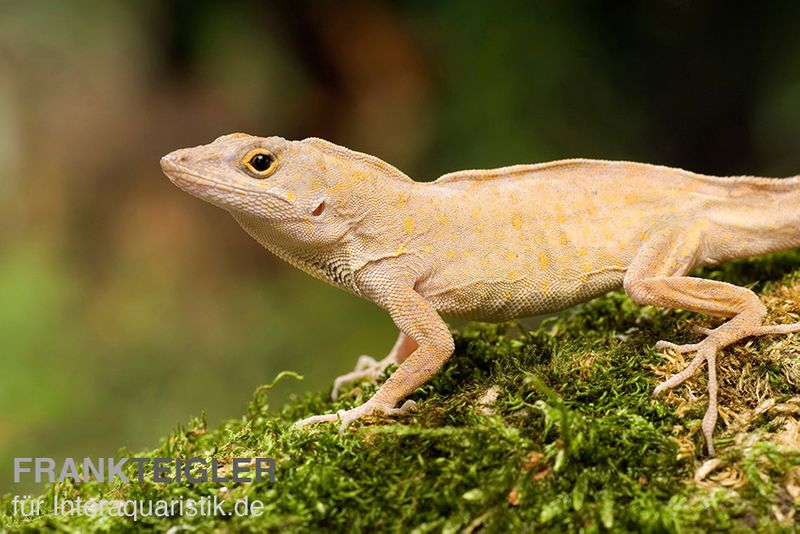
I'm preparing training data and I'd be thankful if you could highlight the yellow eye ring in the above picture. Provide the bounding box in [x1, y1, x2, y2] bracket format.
[242, 149, 277, 178]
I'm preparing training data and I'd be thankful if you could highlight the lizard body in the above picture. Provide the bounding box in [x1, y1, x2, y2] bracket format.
[161, 133, 800, 455]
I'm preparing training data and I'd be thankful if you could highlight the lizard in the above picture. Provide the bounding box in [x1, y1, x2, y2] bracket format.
[160, 132, 800, 456]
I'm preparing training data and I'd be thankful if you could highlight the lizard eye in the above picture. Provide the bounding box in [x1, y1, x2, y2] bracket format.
[243, 150, 276, 177]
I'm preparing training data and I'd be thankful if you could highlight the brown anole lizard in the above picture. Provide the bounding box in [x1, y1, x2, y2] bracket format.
[161, 133, 800, 455]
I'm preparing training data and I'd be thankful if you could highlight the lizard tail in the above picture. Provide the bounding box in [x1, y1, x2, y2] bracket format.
[702, 173, 800, 259]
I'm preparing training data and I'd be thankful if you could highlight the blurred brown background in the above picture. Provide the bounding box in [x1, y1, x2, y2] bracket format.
[1, 1, 799, 491]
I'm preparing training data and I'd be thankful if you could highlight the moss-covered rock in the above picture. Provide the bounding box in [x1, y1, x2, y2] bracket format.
[3, 253, 800, 532]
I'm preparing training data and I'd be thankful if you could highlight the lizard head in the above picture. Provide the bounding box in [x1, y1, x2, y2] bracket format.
[160, 133, 352, 247]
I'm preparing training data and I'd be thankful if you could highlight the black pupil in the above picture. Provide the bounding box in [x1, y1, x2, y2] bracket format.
[249, 153, 272, 172]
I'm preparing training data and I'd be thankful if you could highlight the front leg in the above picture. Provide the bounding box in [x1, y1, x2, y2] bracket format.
[330, 332, 418, 401]
[294, 269, 454, 433]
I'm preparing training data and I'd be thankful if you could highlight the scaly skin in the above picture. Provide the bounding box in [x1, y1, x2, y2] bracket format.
[161, 133, 800, 455]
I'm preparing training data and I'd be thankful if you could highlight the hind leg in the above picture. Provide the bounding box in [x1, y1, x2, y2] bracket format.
[626, 276, 777, 455]
[624, 226, 799, 455]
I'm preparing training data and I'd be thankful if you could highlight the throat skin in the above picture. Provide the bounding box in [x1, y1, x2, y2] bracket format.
[231, 211, 361, 296]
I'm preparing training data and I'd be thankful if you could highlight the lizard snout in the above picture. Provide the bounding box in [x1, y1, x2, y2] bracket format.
[160, 150, 202, 191]
[160, 149, 190, 172]
[160, 155, 177, 174]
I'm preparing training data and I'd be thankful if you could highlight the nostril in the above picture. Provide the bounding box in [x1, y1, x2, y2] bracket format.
[311, 201, 325, 216]
[160, 155, 176, 170]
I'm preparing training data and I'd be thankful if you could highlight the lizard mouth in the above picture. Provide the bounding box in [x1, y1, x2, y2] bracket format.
[160, 156, 257, 196]
[159, 154, 300, 214]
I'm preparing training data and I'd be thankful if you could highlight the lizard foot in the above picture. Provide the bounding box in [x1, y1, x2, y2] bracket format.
[655, 319, 800, 456]
[653, 340, 719, 455]
[331, 354, 395, 401]
[292, 399, 417, 436]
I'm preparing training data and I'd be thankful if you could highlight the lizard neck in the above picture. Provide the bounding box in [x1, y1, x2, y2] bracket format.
[230, 211, 361, 296]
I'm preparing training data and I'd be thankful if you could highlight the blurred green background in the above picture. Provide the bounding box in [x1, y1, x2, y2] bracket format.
[1, 1, 799, 491]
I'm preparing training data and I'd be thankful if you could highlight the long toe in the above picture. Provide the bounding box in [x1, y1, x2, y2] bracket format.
[336, 405, 374, 436]
[691, 325, 715, 336]
[330, 355, 394, 401]
[354, 354, 378, 371]
[387, 399, 417, 416]
[701, 405, 718, 456]
[292, 412, 340, 428]
[653, 348, 708, 395]
[701, 349, 719, 456]
[751, 322, 800, 336]
[655, 340, 703, 353]
[332, 369, 380, 401]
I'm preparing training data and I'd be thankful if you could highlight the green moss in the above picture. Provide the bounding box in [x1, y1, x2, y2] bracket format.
[3, 254, 800, 532]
